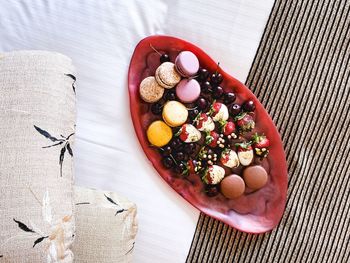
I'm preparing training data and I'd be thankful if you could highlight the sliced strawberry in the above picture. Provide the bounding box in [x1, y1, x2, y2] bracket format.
[235, 112, 255, 132]
[205, 131, 219, 148]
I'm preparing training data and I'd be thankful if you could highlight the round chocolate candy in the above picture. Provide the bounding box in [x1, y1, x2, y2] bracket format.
[243, 165, 268, 190]
[220, 174, 245, 199]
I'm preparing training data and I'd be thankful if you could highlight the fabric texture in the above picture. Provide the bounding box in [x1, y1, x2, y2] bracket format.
[72, 186, 138, 263]
[187, 0, 350, 262]
[0, 51, 76, 262]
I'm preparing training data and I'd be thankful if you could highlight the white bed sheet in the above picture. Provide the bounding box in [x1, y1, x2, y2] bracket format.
[0, 1, 273, 262]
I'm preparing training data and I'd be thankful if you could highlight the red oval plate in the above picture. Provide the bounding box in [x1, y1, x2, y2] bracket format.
[128, 35, 288, 233]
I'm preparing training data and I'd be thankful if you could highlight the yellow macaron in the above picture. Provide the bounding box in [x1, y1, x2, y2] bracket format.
[147, 120, 173, 147]
[162, 100, 188, 127]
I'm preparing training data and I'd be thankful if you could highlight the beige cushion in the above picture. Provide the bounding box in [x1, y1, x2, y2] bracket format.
[0, 51, 76, 262]
[73, 186, 138, 263]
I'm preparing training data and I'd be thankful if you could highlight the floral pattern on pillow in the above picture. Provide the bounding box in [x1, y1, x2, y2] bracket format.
[34, 125, 74, 177]
[12, 190, 73, 262]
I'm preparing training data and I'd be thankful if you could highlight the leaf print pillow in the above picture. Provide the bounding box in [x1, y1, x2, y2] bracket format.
[72, 186, 138, 263]
[0, 51, 76, 262]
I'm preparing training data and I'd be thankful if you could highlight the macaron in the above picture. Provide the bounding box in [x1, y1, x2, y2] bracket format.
[220, 174, 245, 199]
[243, 165, 268, 190]
[155, 62, 181, 89]
[139, 76, 164, 103]
[176, 79, 201, 103]
[175, 51, 199, 77]
[146, 120, 172, 147]
[162, 101, 188, 127]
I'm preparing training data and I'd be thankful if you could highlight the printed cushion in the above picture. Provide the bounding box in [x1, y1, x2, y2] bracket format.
[73, 186, 138, 263]
[0, 51, 76, 262]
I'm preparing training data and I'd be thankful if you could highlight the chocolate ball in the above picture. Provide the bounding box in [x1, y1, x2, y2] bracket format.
[243, 165, 268, 190]
[220, 174, 245, 199]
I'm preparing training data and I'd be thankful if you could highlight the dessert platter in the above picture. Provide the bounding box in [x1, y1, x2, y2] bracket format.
[128, 35, 288, 233]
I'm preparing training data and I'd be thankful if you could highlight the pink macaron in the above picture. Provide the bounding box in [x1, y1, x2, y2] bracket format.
[176, 79, 201, 103]
[175, 51, 200, 77]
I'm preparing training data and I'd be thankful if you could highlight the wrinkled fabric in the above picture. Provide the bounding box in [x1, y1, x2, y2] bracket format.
[0, 1, 273, 262]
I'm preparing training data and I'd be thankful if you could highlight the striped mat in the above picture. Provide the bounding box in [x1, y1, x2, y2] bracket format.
[187, 0, 350, 262]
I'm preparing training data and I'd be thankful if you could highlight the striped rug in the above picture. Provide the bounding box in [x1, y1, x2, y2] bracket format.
[187, 0, 350, 262]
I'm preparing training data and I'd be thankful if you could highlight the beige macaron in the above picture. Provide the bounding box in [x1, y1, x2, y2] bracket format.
[155, 62, 181, 89]
[139, 76, 165, 103]
[162, 100, 188, 127]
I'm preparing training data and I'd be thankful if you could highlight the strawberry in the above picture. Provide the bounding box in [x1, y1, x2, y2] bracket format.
[201, 165, 225, 185]
[176, 124, 201, 143]
[220, 148, 239, 168]
[220, 120, 236, 136]
[183, 159, 201, 176]
[195, 113, 215, 132]
[235, 112, 255, 132]
[252, 133, 270, 157]
[205, 131, 219, 148]
[236, 142, 254, 166]
[210, 102, 229, 122]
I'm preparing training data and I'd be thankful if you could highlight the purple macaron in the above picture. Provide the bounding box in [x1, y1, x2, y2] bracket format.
[176, 79, 201, 103]
[175, 51, 200, 77]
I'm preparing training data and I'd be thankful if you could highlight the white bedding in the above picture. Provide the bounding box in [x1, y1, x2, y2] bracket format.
[0, 1, 273, 262]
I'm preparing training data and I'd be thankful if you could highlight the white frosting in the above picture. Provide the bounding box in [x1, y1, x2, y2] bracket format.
[198, 116, 215, 132]
[208, 165, 225, 184]
[221, 150, 240, 168]
[212, 104, 229, 122]
[238, 150, 253, 166]
[184, 124, 201, 143]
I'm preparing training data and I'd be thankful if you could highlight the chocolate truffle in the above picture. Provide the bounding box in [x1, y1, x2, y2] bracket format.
[243, 165, 268, 190]
[220, 174, 245, 199]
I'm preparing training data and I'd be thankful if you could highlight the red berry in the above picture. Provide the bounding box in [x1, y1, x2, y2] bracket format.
[212, 102, 222, 113]
[222, 121, 236, 136]
[252, 133, 270, 148]
[235, 112, 255, 132]
[236, 142, 252, 152]
[206, 131, 219, 148]
[178, 126, 188, 142]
